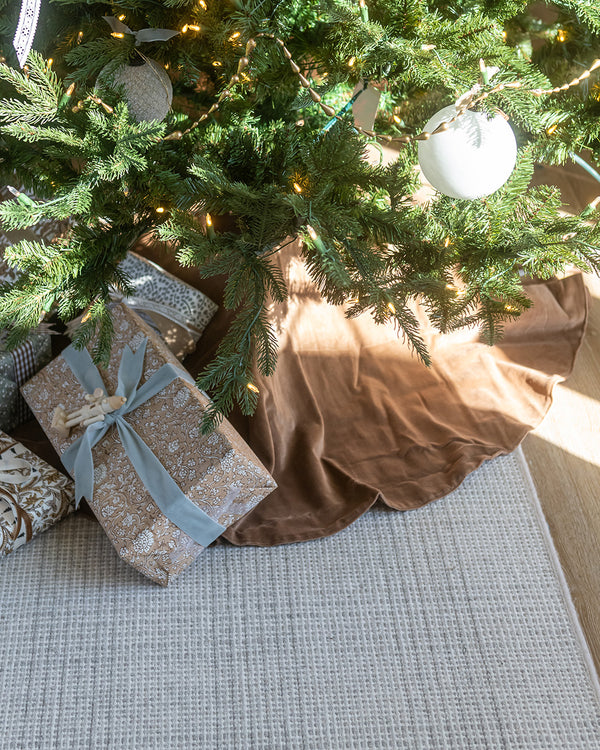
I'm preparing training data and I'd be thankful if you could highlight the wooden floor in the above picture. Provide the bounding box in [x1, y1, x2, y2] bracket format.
[523, 272, 600, 673]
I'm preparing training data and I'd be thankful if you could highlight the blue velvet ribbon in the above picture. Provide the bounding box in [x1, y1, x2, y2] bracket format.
[60, 339, 225, 547]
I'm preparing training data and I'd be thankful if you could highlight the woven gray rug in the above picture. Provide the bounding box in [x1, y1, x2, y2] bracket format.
[1, 449, 598, 749]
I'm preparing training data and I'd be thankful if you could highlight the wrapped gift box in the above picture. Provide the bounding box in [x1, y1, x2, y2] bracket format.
[22, 303, 276, 585]
[116, 251, 218, 359]
[0, 431, 74, 556]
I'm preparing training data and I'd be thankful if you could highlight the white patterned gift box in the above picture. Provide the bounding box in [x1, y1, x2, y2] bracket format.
[22, 303, 276, 586]
[116, 251, 218, 360]
[0, 431, 75, 556]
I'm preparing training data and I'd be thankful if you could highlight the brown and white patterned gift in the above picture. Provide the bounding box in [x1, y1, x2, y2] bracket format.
[0, 431, 74, 556]
[21, 303, 276, 586]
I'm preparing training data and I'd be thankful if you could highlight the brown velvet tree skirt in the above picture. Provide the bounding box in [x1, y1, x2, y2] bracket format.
[129, 235, 588, 547]
[9, 160, 593, 547]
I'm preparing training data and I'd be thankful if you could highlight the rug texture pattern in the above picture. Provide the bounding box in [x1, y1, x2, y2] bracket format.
[0, 450, 599, 749]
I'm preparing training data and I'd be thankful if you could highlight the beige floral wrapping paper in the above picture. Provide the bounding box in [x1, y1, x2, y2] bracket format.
[0, 431, 74, 556]
[21, 303, 277, 586]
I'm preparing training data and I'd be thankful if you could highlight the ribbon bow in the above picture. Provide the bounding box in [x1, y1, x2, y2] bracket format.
[60, 339, 225, 547]
[103, 16, 180, 46]
[0, 454, 33, 485]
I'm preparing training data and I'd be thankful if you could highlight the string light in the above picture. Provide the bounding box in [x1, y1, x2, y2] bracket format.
[118, 14, 126, 21]
[188, 24, 201, 32]
[111, 32, 125, 39]
[206, 213, 216, 239]
[504, 305, 518, 312]
[293, 182, 303, 193]
[181, 24, 189, 33]
[393, 114, 402, 125]
[212, 60, 223, 67]
[387, 302, 396, 314]
[7, 186, 35, 207]
[77, 31, 84, 43]
[198, 0, 207, 8]
[546, 123, 558, 135]
[58, 82, 76, 108]
[359, 0, 369, 23]
[229, 31, 241, 41]
[46, 58, 53, 68]
[247, 383, 259, 394]
[557, 29, 567, 43]
[155, 206, 165, 214]
[444, 237, 451, 247]
[348, 56, 356, 67]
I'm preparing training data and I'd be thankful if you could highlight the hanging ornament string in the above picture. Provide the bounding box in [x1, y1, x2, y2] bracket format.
[12, 0, 41, 67]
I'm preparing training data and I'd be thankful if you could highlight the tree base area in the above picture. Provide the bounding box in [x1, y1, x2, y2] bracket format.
[82, 234, 584, 546]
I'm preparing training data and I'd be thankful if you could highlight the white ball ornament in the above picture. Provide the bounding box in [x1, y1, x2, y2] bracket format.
[97, 59, 173, 123]
[417, 105, 517, 200]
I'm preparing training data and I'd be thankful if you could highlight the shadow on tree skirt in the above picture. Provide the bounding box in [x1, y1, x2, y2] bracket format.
[136, 235, 587, 547]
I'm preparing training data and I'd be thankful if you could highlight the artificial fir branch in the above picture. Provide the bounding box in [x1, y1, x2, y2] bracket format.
[1, 1, 600, 429]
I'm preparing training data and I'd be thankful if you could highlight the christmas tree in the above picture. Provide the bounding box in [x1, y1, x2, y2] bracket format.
[1, 0, 600, 430]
